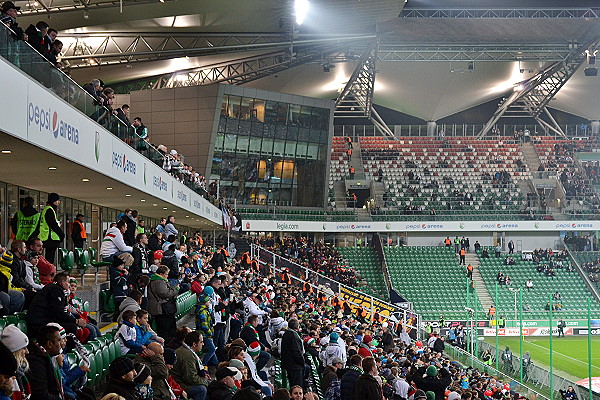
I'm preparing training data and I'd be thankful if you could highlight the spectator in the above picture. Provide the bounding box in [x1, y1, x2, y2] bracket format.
[280, 318, 305, 388]
[9, 240, 34, 292]
[410, 365, 451, 400]
[155, 218, 167, 235]
[27, 238, 56, 284]
[147, 266, 179, 339]
[0, 251, 25, 315]
[135, 309, 163, 346]
[0, 324, 29, 400]
[26, 325, 64, 400]
[116, 104, 131, 126]
[164, 216, 179, 239]
[25, 21, 48, 53]
[132, 117, 149, 151]
[0, 1, 26, 40]
[120, 209, 138, 247]
[82, 79, 103, 104]
[104, 357, 138, 400]
[320, 332, 345, 368]
[45, 39, 62, 68]
[10, 196, 39, 241]
[23, 249, 45, 291]
[351, 357, 382, 400]
[171, 331, 208, 400]
[341, 354, 362, 400]
[117, 309, 144, 355]
[207, 367, 240, 400]
[100, 219, 133, 262]
[25, 272, 86, 337]
[71, 214, 87, 249]
[135, 342, 170, 400]
[34, 193, 64, 264]
[322, 357, 342, 396]
[117, 289, 143, 324]
[110, 253, 134, 308]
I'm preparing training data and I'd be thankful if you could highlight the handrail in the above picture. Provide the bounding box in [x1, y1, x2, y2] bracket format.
[562, 239, 600, 303]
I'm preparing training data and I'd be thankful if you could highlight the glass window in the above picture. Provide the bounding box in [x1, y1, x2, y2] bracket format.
[273, 140, 284, 157]
[261, 138, 274, 154]
[220, 95, 229, 117]
[236, 136, 250, 154]
[289, 104, 301, 126]
[223, 134, 238, 152]
[217, 116, 227, 133]
[225, 118, 238, 134]
[284, 141, 297, 158]
[276, 103, 288, 125]
[250, 121, 263, 137]
[286, 126, 299, 141]
[298, 127, 310, 142]
[275, 125, 287, 140]
[240, 97, 253, 121]
[238, 120, 251, 136]
[265, 101, 278, 124]
[263, 123, 275, 138]
[300, 105, 313, 128]
[253, 99, 265, 122]
[249, 137, 262, 155]
[229, 96, 242, 119]
[309, 129, 321, 143]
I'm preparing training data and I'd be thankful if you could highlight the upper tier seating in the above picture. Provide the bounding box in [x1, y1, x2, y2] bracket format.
[477, 248, 600, 319]
[384, 246, 483, 320]
[337, 247, 389, 300]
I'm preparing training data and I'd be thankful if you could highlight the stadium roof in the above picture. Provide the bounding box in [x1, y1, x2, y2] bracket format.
[16, 0, 600, 121]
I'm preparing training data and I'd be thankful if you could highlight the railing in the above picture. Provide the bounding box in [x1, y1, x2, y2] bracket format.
[563, 240, 600, 303]
[0, 24, 219, 206]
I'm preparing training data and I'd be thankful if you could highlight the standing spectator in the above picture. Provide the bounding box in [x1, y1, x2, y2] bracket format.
[82, 79, 103, 104]
[44, 39, 62, 67]
[25, 273, 86, 337]
[320, 332, 346, 367]
[71, 214, 87, 249]
[132, 117, 149, 151]
[26, 325, 64, 400]
[459, 248, 466, 265]
[0, 2, 26, 40]
[508, 240, 515, 254]
[341, 354, 363, 400]
[410, 365, 451, 400]
[130, 233, 149, 285]
[100, 219, 133, 262]
[164, 216, 179, 239]
[155, 218, 167, 235]
[321, 357, 342, 396]
[10, 196, 39, 242]
[120, 209, 138, 247]
[117, 290, 143, 324]
[351, 357, 382, 400]
[35, 193, 64, 265]
[147, 266, 179, 339]
[195, 293, 217, 367]
[24, 20, 48, 53]
[172, 331, 208, 400]
[280, 318, 305, 388]
[116, 104, 131, 126]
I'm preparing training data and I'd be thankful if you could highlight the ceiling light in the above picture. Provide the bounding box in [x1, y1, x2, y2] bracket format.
[159, 0, 164, 2]
[294, 0, 309, 25]
[140, 199, 146, 202]
[153, 203, 158, 206]
[163, 207, 168, 210]
[48, 166, 57, 170]
[1, 150, 11, 154]
[82, 178, 90, 182]
[172, 210, 176, 213]
[186, 215, 190, 218]
[125, 194, 131, 197]
[106, 187, 113, 190]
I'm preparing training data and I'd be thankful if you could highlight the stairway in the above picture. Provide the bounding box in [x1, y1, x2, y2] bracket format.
[465, 252, 495, 311]
[521, 142, 541, 174]
[349, 140, 366, 180]
[333, 180, 347, 208]
[372, 181, 386, 206]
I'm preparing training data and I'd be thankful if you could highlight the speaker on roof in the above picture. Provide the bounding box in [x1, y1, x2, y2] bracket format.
[584, 67, 598, 77]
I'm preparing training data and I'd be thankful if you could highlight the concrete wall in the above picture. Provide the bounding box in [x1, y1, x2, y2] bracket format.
[406, 231, 560, 250]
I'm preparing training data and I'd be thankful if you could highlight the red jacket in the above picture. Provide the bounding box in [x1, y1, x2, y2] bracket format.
[37, 255, 56, 285]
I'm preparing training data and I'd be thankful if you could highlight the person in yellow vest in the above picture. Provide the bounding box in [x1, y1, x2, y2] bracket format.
[11, 196, 39, 241]
[35, 193, 64, 264]
[71, 213, 87, 249]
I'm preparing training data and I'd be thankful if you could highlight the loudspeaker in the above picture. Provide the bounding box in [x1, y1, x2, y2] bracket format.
[584, 67, 598, 76]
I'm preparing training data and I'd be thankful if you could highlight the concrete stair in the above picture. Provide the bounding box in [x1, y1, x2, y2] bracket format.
[465, 252, 495, 311]
[349, 141, 366, 180]
[521, 142, 541, 172]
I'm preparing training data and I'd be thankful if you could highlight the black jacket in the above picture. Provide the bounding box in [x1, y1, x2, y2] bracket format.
[351, 373, 382, 400]
[25, 24, 46, 54]
[25, 283, 76, 328]
[26, 343, 63, 400]
[207, 380, 234, 400]
[162, 250, 179, 280]
[411, 366, 452, 400]
[433, 338, 445, 353]
[130, 243, 149, 284]
[10, 257, 33, 291]
[103, 377, 140, 400]
[341, 368, 362, 400]
[147, 233, 162, 252]
[322, 366, 339, 394]
[10, 205, 38, 235]
[280, 329, 304, 371]
[121, 215, 137, 246]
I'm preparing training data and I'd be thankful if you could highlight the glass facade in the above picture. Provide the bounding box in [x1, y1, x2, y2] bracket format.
[212, 94, 331, 207]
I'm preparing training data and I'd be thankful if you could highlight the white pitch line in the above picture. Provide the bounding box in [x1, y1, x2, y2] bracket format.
[524, 340, 600, 371]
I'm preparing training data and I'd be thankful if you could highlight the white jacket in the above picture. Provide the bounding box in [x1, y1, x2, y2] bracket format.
[243, 297, 267, 324]
[100, 226, 133, 258]
[320, 342, 346, 367]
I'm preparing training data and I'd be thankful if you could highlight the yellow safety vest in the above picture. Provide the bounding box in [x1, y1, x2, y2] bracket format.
[39, 205, 60, 241]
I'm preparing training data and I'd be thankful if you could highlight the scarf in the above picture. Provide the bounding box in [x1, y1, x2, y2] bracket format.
[244, 322, 260, 341]
[35, 343, 64, 400]
[182, 343, 204, 374]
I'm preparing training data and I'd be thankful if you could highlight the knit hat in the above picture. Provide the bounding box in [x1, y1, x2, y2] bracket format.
[198, 294, 211, 305]
[426, 392, 435, 400]
[0, 342, 17, 376]
[329, 332, 339, 343]
[305, 337, 316, 347]
[414, 390, 427, 400]
[1, 324, 29, 352]
[110, 357, 135, 378]
[0, 251, 13, 268]
[47, 193, 60, 204]
[69, 277, 78, 285]
[153, 250, 164, 260]
[426, 365, 438, 377]
[203, 285, 215, 296]
[247, 341, 261, 357]
[363, 334, 372, 344]
[163, 348, 177, 365]
[134, 363, 151, 384]
[331, 357, 343, 366]
[46, 323, 66, 339]
[216, 366, 242, 381]
[228, 359, 245, 369]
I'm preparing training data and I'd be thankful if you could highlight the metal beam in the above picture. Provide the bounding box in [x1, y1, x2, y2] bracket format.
[400, 8, 600, 19]
[334, 40, 395, 138]
[59, 32, 375, 68]
[477, 38, 600, 138]
[17, 0, 175, 15]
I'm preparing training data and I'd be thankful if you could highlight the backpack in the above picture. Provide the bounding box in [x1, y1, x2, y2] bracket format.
[324, 378, 341, 400]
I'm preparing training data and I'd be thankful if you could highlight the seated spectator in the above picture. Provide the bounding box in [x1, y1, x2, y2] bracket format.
[100, 219, 133, 262]
[67, 278, 101, 341]
[207, 367, 240, 400]
[110, 253, 134, 308]
[171, 331, 208, 400]
[26, 325, 64, 400]
[133, 363, 153, 400]
[23, 250, 45, 291]
[25, 272, 86, 337]
[1, 325, 30, 400]
[27, 238, 56, 284]
[135, 309, 163, 347]
[134, 342, 169, 399]
[0, 251, 25, 315]
[118, 310, 144, 355]
[104, 357, 138, 400]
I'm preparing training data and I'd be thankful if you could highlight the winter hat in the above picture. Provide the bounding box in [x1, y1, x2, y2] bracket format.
[216, 366, 242, 381]
[247, 341, 261, 357]
[47, 193, 60, 204]
[0, 251, 13, 268]
[110, 356, 135, 378]
[198, 294, 211, 305]
[0, 342, 17, 376]
[203, 285, 215, 296]
[134, 363, 151, 384]
[1, 324, 29, 352]
[228, 359, 245, 369]
[163, 348, 177, 365]
[426, 365, 438, 377]
[331, 357, 343, 366]
[414, 390, 427, 400]
[381, 322, 389, 329]
[448, 392, 461, 400]
[363, 335, 373, 344]
[305, 337, 316, 347]
[426, 392, 435, 400]
[46, 323, 66, 339]
[329, 332, 339, 343]
[153, 250, 164, 260]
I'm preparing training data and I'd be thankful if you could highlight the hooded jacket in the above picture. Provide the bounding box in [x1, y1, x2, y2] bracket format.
[351, 373, 382, 400]
[118, 296, 142, 324]
[147, 274, 178, 316]
[320, 341, 346, 367]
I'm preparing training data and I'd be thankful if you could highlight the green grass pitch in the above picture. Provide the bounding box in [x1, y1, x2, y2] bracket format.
[483, 336, 600, 380]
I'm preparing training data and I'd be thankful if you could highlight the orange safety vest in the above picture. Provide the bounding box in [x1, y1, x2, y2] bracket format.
[303, 282, 313, 294]
[251, 260, 259, 272]
[332, 296, 340, 307]
[444, 238, 451, 245]
[349, 167, 355, 173]
[73, 220, 87, 239]
[282, 272, 292, 285]
[241, 252, 250, 264]
[467, 264, 473, 272]
[197, 236, 204, 245]
[460, 249, 466, 256]
[489, 307, 496, 315]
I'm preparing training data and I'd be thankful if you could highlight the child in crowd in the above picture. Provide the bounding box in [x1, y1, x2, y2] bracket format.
[117, 310, 144, 355]
[133, 363, 154, 400]
[134, 309, 164, 347]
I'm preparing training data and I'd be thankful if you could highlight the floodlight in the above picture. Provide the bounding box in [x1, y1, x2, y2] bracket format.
[295, 0, 309, 25]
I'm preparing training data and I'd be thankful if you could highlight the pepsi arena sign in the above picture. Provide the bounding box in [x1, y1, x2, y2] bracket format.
[112, 152, 137, 175]
[28, 102, 79, 144]
[153, 176, 168, 192]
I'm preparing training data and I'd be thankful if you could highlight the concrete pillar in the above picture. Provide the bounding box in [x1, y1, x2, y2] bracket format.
[427, 121, 437, 137]
[591, 120, 600, 135]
